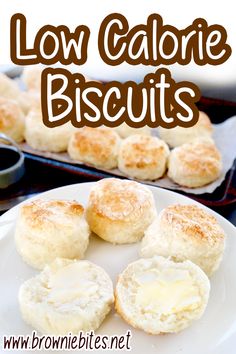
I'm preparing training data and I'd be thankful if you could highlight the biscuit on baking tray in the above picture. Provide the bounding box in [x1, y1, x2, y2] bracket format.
[86, 178, 157, 244]
[68, 127, 121, 169]
[115, 256, 210, 334]
[158, 111, 213, 147]
[19, 258, 114, 334]
[167, 138, 222, 188]
[118, 135, 169, 180]
[15, 199, 90, 269]
[0, 72, 21, 100]
[17, 91, 41, 115]
[22, 66, 42, 92]
[24, 109, 76, 152]
[115, 122, 151, 138]
[140, 204, 225, 276]
[0, 97, 25, 143]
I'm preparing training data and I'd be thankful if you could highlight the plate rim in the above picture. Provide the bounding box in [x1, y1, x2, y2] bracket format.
[0, 181, 235, 233]
[0, 181, 236, 354]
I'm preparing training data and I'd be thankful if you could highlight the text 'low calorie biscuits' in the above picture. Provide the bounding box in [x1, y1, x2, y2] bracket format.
[19, 258, 114, 334]
[15, 199, 90, 269]
[140, 204, 225, 276]
[115, 256, 210, 334]
[86, 178, 157, 243]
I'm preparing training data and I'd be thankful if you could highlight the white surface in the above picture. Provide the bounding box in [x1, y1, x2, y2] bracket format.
[0, 182, 236, 354]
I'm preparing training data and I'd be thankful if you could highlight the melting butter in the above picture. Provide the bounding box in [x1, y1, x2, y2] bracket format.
[135, 268, 201, 314]
[47, 263, 98, 304]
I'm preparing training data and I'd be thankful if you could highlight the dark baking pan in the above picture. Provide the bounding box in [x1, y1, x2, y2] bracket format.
[21, 96, 236, 209]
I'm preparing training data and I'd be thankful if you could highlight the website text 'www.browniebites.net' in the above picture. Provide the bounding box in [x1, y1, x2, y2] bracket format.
[2, 330, 132, 351]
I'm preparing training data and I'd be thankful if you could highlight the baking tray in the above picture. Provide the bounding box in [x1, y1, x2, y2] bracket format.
[23, 152, 236, 208]
[0, 69, 233, 209]
[23, 94, 236, 209]
[2, 67, 235, 208]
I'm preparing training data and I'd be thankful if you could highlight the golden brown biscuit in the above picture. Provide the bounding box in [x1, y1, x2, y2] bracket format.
[158, 111, 213, 147]
[0, 97, 24, 142]
[24, 109, 76, 152]
[140, 204, 226, 276]
[68, 127, 121, 169]
[22, 66, 42, 91]
[115, 123, 151, 138]
[118, 135, 169, 180]
[15, 199, 90, 269]
[17, 91, 41, 115]
[86, 178, 157, 243]
[168, 138, 222, 187]
[0, 72, 21, 99]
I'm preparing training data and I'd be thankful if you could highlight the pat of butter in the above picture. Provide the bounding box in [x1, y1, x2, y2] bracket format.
[135, 268, 200, 314]
[47, 263, 98, 304]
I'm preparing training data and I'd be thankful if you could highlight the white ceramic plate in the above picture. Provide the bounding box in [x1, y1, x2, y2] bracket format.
[0, 182, 236, 354]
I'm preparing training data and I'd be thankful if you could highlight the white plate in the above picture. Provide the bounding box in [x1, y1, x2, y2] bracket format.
[0, 182, 236, 354]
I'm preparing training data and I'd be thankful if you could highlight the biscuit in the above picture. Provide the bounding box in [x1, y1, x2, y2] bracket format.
[115, 123, 151, 138]
[140, 204, 225, 276]
[167, 138, 222, 188]
[158, 111, 213, 147]
[68, 127, 121, 169]
[15, 199, 90, 269]
[19, 258, 114, 334]
[0, 72, 21, 100]
[17, 91, 41, 115]
[24, 109, 76, 152]
[118, 135, 169, 180]
[86, 178, 157, 243]
[22, 66, 42, 92]
[115, 256, 210, 334]
[0, 97, 25, 143]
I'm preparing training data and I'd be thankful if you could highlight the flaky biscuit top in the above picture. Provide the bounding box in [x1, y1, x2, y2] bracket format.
[88, 178, 155, 221]
[160, 204, 225, 246]
[20, 199, 84, 230]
